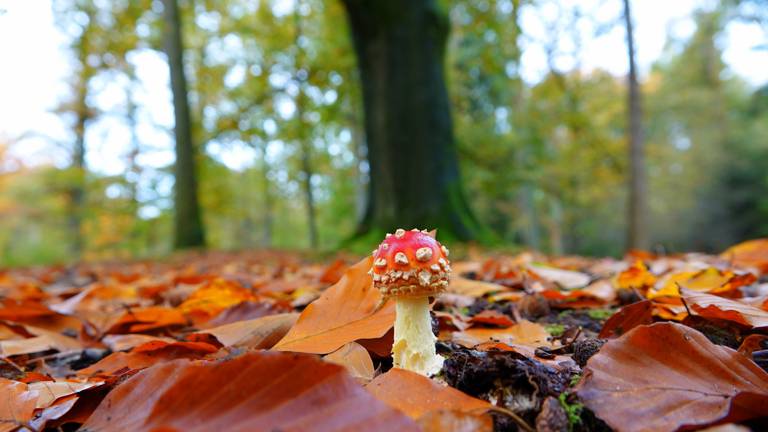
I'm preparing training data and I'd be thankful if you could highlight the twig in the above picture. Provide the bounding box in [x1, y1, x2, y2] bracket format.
[478, 406, 535, 432]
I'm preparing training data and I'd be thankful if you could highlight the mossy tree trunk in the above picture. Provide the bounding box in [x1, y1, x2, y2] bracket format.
[341, 0, 484, 241]
[163, 0, 206, 249]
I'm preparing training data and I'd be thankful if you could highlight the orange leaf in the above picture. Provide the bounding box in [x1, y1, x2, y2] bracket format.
[83, 352, 419, 432]
[599, 300, 654, 338]
[0, 299, 57, 322]
[177, 278, 257, 323]
[417, 410, 493, 432]
[576, 322, 768, 432]
[366, 368, 489, 419]
[721, 238, 768, 274]
[323, 341, 375, 383]
[199, 313, 298, 349]
[106, 306, 187, 334]
[616, 260, 656, 290]
[452, 320, 551, 348]
[273, 257, 395, 354]
[469, 310, 515, 327]
[77, 340, 218, 377]
[681, 288, 768, 329]
[0, 378, 37, 432]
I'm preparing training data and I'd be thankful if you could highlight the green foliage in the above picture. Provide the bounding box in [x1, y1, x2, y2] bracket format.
[558, 392, 584, 431]
[587, 309, 614, 320]
[545, 323, 566, 337]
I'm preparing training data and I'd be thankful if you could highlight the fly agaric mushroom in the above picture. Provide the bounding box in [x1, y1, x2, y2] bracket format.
[369, 228, 451, 376]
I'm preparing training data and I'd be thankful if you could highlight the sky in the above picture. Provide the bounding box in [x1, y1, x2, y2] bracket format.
[0, 0, 766, 176]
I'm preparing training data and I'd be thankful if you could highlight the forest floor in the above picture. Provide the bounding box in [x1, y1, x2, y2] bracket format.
[1, 240, 768, 432]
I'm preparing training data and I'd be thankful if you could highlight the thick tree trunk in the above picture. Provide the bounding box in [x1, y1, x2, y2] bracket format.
[623, 0, 648, 250]
[163, 0, 206, 249]
[342, 0, 483, 241]
[69, 108, 86, 256]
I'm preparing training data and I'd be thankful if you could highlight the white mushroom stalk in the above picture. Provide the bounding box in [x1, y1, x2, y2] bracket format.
[369, 228, 451, 376]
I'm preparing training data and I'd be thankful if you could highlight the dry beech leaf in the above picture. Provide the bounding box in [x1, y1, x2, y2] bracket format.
[528, 264, 591, 289]
[200, 312, 298, 349]
[451, 320, 551, 348]
[576, 322, 768, 432]
[0, 299, 58, 322]
[27, 380, 100, 409]
[469, 310, 515, 327]
[178, 278, 257, 323]
[0, 325, 82, 357]
[681, 288, 768, 329]
[323, 341, 375, 383]
[101, 334, 175, 352]
[599, 300, 653, 338]
[274, 257, 395, 354]
[78, 340, 219, 377]
[0, 378, 37, 432]
[721, 238, 768, 274]
[417, 410, 493, 432]
[448, 277, 506, 297]
[738, 334, 768, 356]
[106, 306, 187, 334]
[83, 351, 419, 432]
[366, 368, 489, 419]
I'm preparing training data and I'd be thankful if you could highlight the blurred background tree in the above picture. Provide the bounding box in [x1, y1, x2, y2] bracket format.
[0, 0, 766, 265]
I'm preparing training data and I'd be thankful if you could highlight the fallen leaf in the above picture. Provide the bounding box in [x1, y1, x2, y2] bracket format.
[681, 288, 768, 329]
[200, 312, 298, 349]
[452, 320, 551, 348]
[599, 300, 654, 338]
[721, 238, 768, 274]
[0, 378, 37, 432]
[469, 310, 515, 327]
[366, 368, 490, 419]
[528, 264, 590, 290]
[738, 334, 768, 356]
[106, 306, 187, 334]
[323, 341, 374, 382]
[178, 278, 257, 323]
[648, 268, 756, 300]
[77, 340, 218, 377]
[27, 380, 100, 409]
[101, 334, 175, 352]
[83, 351, 419, 431]
[273, 257, 395, 354]
[448, 277, 506, 297]
[0, 299, 58, 322]
[0, 325, 82, 357]
[616, 260, 656, 291]
[576, 322, 768, 432]
[202, 300, 292, 327]
[417, 410, 493, 432]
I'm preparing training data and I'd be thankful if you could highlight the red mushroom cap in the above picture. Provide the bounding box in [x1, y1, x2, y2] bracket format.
[370, 228, 451, 298]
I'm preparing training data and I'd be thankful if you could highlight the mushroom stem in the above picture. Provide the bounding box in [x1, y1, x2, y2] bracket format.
[392, 296, 443, 376]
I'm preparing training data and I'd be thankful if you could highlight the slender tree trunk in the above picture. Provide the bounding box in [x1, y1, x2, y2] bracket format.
[294, 3, 319, 248]
[341, 0, 483, 241]
[623, 0, 649, 250]
[70, 105, 87, 257]
[163, 0, 206, 249]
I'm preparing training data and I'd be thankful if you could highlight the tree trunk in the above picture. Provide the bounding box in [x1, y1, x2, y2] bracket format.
[294, 2, 319, 249]
[623, 0, 648, 250]
[69, 106, 87, 257]
[341, 0, 484, 241]
[163, 0, 206, 249]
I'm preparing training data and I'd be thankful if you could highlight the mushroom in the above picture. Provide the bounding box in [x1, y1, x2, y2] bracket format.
[369, 228, 451, 375]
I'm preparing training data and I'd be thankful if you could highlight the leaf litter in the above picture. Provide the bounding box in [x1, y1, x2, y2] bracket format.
[0, 241, 766, 431]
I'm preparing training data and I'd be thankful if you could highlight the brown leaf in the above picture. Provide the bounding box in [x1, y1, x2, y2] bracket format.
[738, 334, 768, 356]
[273, 257, 395, 354]
[323, 342, 375, 383]
[366, 368, 489, 419]
[452, 320, 551, 348]
[576, 322, 768, 432]
[200, 312, 298, 349]
[448, 277, 506, 297]
[77, 340, 218, 377]
[27, 380, 100, 409]
[599, 300, 653, 338]
[0, 378, 37, 432]
[83, 351, 419, 432]
[681, 288, 768, 329]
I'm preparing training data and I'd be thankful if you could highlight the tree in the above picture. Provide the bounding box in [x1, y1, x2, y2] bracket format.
[162, 0, 206, 249]
[623, 0, 648, 250]
[341, 0, 484, 241]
